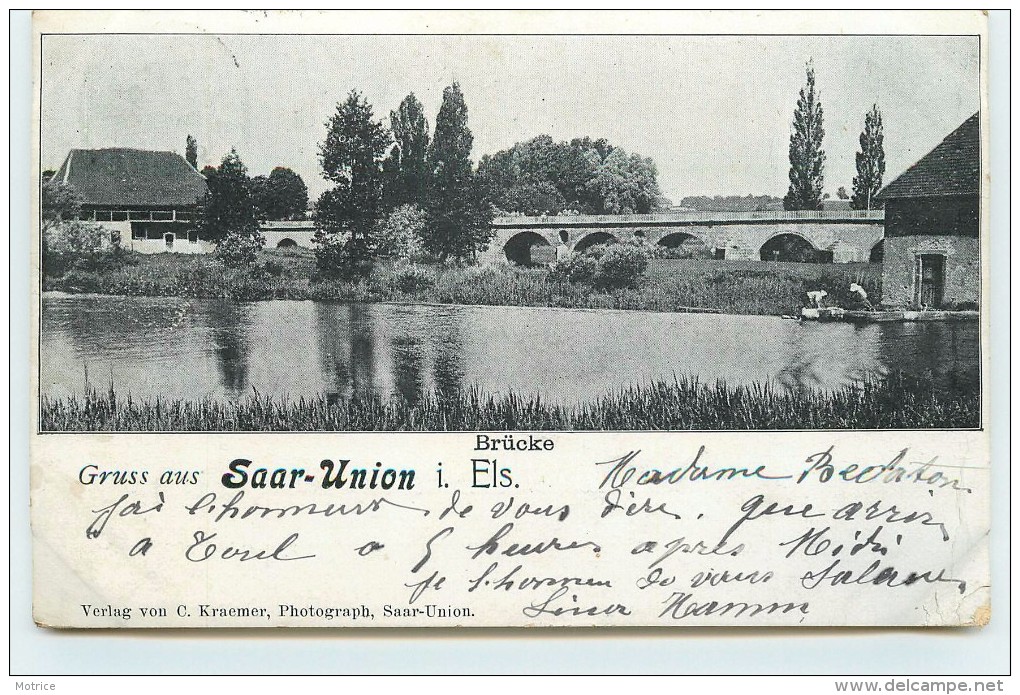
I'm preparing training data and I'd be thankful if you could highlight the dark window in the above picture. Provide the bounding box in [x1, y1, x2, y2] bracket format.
[188, 231, 199, 243]
[110, 231, 121, 245]
[131, 224, 145, 240]
[95, 209, 112, 222]
[152, 210, 173, 221]
[111, 210, 128, 221]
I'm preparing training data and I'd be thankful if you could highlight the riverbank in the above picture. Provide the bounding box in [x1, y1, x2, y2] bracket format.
[42, 248, 883, 317]
[41, 372, 978, 431]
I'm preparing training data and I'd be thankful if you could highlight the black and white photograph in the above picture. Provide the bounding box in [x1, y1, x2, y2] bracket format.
[17, 10, 1007, 683]
[37, 30, 983, 432]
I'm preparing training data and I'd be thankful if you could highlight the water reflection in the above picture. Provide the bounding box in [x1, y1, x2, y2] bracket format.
[203, 300, 252, 398]
[40, 295, 980, 406]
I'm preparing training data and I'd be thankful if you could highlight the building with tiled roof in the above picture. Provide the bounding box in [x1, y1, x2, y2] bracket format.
[878, 113, 980, 308]
[52, 148, 210, 253]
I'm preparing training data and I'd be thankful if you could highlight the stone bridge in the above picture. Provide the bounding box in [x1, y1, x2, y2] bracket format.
[483, 210, 886, 265]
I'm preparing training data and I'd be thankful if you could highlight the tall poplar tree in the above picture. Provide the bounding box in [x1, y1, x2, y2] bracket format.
[185, 135, 198, 169]
[852, 104, 886, 210]
[783, 62, 826, 211]
[426, 83, 492, 262]
[314, 90, 391, 277]
[383, 93, 431, 208]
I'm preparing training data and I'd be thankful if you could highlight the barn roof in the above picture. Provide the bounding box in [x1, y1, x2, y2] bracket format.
[878, 113, 980, 199]
[53, 148, 208, 208]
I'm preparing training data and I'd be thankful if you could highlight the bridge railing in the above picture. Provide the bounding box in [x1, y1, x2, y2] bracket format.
[493, 209, 885, 226]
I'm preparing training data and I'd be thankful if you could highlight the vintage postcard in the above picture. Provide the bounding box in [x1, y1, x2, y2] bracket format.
[30, 10, 990, 628]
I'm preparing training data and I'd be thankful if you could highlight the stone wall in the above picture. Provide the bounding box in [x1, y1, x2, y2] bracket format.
[881, 235, 980, 308]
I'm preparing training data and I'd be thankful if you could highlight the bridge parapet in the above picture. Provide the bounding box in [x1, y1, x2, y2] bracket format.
[493, 209, 884, 228]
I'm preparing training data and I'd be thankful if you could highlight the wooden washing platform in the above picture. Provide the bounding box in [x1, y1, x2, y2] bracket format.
[800, 307, 979, 323]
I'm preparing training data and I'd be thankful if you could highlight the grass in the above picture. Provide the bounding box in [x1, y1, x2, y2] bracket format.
[43, 249, 883, 316]
[40, 372, 979, 432]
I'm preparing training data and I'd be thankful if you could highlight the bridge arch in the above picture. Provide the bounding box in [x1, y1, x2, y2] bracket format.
[759, 232, 822, 263]
[276, 238, 298, 248]
[503, 231, 552, 266]
[657, 232, 712, 258]
[574, 231, 618, 253]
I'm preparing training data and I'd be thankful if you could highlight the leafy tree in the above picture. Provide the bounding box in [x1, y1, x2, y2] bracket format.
[585, 148, 662, 214]
[425, 83, 493, 262]
[837, 186, 849, 200]
[196, 149, 265, 266]
[186, 135, 199, 169]
[252, 167, 309, 220]
[383, 93, 431, 209]
[477, 135, 661, 215]
[375, 203, 429, 262]
[852, 104, 886, 210]
[499, 181, 567, 216]
[784, 61, 826, 211]
[314, 90, 391, 277]
[41, 178, 81, 229]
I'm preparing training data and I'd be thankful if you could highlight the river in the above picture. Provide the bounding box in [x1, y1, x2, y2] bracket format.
[40, 294, 979, 405]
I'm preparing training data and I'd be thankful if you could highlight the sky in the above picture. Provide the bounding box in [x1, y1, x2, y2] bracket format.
[40, 33, 980, 203]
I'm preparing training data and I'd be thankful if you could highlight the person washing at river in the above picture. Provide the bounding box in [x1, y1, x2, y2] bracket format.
[806, 290, 827, 308]
[849, 282, 873, 310]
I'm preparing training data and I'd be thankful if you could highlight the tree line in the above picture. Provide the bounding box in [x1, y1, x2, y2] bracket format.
[43, 62, 886, 276]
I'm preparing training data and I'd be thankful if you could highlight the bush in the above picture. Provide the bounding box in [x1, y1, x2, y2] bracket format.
[550, 247, 600, 285]
[263, 260, 285, 277]
[551, 241, 651, 290]
[391, 264, 436, 293]
[313, 233, 375, 280]
[376, 204, 429, 262]
[214, 232, 265, 268]
[42, 220, 133, 277]
[594, 242, 651, 290]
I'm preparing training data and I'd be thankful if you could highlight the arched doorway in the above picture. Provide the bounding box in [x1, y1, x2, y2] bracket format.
[277, 238, 298, 248]
[759, 233, 819, 263]
[657, 232, 711, 258]
[869, 239, 884, 263]
[503, 231, 552, 266]
[573, 232, 618, 254]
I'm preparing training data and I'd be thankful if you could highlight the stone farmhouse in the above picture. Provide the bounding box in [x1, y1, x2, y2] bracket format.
[53, 147, 320, 252]
[877, 113, 980, 309]
[53, 148, 211, 253]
